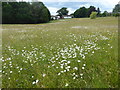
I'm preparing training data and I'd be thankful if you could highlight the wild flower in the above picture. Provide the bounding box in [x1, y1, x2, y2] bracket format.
[82, 67, 85, 70]
[58, 73, 61, 75]
[78, 60, 81, 62]
[73, 73, 75, 75]
[67, 66, 70, 69]
[61, 71, 64, 73]
[64, 70, 66, 72]
[10, 71, 12, 73]
[83, 64, 86, 66]
[80, 73, 83, 76]
[73, 77, 76, 79]
[43, 73, 46, 77]
[32, 81, 36, 85]
[61, 66, 63, 69]
[75, 75, 78, 77]
[36, 79, 39, 83]
[65, 83, 69, 86]
[67, 61, 71, 64]
[73, 67, 78, 70]
[20, 68, 23, 71]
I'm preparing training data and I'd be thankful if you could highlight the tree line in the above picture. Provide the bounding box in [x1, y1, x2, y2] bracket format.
[2, 2, 120, 24]
[57, 4, 120, 18]
[2, 2, 51, 24]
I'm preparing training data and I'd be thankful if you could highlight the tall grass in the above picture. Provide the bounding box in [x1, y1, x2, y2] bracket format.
[2, 17, 118, 88]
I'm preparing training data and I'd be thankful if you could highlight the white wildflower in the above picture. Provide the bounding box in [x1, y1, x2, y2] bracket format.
[82, 67, 85, 70]
[67, 61, 71, 64]
[65, 83, 69, 87]
[73, 67, 78, 70]
[43, 73, 46, 77]
[73, 77, 76, 79]
[78, 60, 81, 62]
[58, 73, 61, 75]
[83, 64, 86, 66]
[10, 71, 12, 73]
[32, 81, 36, 84]
[80, 73, 83, 76]
[36, 79, 39, 83]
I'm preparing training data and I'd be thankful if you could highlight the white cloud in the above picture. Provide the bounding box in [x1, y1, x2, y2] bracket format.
[47, 7, 76, 15]
[67, 8, 76, 14]
[78, 4, 91, 8]
[98, 0, 119, 8]
[15, 0, 120, 13]
[47, 7, 60, 15]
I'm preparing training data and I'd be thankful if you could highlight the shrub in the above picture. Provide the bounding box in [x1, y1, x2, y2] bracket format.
[90, 12, 98, 19]
[113, 13, 120, 17]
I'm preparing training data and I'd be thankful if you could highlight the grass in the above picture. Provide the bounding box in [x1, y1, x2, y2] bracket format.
[2, 17, 118, 88]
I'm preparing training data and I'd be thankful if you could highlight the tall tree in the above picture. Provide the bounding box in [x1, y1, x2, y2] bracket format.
[74, 7, 88, 18]
[2, 2, 14, 23]
[97, 7, 101, 17]
[31, 2, 51, 23]
[113, 4, 120, 13]
[2, 2, 51, 24]
[57, 7, 69, 18]
[87, 6, 97, 17]
[102, 11, 109, 17]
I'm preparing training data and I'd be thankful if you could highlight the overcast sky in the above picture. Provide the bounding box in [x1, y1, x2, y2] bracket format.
[17, 0, 120, 15]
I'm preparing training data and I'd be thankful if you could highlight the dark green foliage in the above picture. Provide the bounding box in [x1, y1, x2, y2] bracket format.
[102, 11, 108, 17]
[113, 13, 120, 17]
[74, 7, 88, 18]
[112, 4, 120, 17]
[2, 2, 51, 24]
[87, 6, 97, 17]
[74, 6, 97, 18]
[113, 4, 120, 13]
[56, 7, 69, 18]
[97, 7, 101, 17]
[57, 7, 69, 15]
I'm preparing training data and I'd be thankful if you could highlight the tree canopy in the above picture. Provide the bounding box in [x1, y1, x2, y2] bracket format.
[97, 7, 101, 16]
[74, 7, 88, 18]
[2, 2, 51, 24]
[56, 7, 69, 17]
[74, 6, 98, 18]
[112, 4, 120, 13]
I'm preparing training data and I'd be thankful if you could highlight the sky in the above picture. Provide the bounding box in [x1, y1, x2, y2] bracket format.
[17, 0, 120, 15]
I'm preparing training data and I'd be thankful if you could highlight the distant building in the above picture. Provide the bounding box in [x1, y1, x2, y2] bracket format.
[51, 15, 73, 20]
[51, 15, 60, 20]
[62, 15, 73, 19]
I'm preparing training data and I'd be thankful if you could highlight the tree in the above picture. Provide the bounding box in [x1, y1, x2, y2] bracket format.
[57, 7, 69, 18]
[31, 2, 51, 23]
[112, 4, 120, 17]
[87, 6, 97, 17]
[74, 7, 88, 18]
[90, 12, 97, 19]
[102, 11, 109, 17]
[17, 2, 33, 23]
[2, 2, 51, 24]
[113, 4, 120, 13]
[2, 2, 14, 23]
[97, 7, 101, 17]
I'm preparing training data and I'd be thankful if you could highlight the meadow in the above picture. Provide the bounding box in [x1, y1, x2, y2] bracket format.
[2, 17, 118, 88]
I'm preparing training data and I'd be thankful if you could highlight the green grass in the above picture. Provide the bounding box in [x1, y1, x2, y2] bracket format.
[2, 17, 118, 88]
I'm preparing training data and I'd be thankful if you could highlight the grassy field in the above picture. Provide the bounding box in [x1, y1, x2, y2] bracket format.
[2, 17, 118, 88]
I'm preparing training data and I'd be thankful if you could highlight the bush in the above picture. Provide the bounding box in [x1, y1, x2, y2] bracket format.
[113, 13, 120, 17]
[90, 12, 97, 19]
